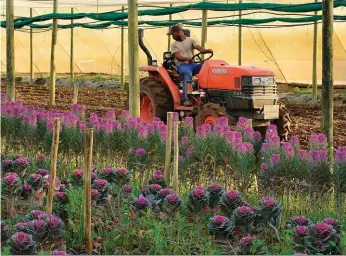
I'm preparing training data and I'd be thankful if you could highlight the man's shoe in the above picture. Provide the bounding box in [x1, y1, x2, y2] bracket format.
[183, 100, 192, 106]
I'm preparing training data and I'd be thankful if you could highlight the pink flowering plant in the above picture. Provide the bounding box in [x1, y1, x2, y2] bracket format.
[233, 206, 256, 234]
[207, 183, 224, 210]
[2, 172, 21, 196]
[239, 235, 266, 255]
[187, 186, 209, 216]
[162, 193, 182, 218]
[334, 146, 346, 213]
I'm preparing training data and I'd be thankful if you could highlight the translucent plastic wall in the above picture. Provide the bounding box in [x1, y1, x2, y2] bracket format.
[1, 1, 345, 84]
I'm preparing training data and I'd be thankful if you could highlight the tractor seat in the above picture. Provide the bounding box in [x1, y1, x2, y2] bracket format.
[163, 51, 181, 85]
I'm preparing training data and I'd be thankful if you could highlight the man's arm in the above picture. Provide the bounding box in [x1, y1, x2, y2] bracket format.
[195, 45, 213, 54]
[174, 51, 193, 63]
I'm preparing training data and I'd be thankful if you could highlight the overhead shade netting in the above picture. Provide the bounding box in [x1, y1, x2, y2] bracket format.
[1, 0, 346, 84]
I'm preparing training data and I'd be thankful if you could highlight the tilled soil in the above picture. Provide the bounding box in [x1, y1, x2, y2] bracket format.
[2, 83, 346, 148]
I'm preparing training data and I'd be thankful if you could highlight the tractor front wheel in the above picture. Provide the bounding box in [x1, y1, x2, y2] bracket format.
[139, 77, 173, 122]
[195, 103, 228, 127]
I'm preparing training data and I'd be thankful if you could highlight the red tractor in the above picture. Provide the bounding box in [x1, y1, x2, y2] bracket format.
[137, 29, 291, 140]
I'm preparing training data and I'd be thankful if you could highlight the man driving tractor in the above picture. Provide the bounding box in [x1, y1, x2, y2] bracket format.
[167, 24, 213, 106]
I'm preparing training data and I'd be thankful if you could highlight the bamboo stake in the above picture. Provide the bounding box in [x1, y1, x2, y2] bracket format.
[47, 118, 60, 214]
[30, 8, 34, 85]
[6, 0, 15, 101]
[312, 0, 318, 103]
[71, 8, 78, 104]
[238, 0, 243, 66]
[164, 112, 173, 185]
[321, 0, 333, 161]
[172, 122, 179, 192]
[84, 128, 94, 255]
[49, 0, 58, 107]
[120, 6, 125, 91]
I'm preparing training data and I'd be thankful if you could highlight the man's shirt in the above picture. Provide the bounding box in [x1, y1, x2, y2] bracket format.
[171, 37, 198, 66]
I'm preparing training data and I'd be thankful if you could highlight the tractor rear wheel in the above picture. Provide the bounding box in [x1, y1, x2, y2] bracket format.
[274, 102, 292, 141]
[195, 103, 228, 126]
[139, 77, 173, 122]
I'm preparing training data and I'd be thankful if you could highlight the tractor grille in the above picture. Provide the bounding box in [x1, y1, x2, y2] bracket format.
[242, 84, 277, 96]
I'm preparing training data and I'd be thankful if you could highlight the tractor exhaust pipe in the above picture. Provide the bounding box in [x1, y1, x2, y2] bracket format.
[138, 28, 155, 66]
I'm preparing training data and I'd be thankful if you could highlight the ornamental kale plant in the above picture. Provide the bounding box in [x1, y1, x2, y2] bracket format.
[207, 183, 224, 210]
[2, 172, 21, 196]
[187, 186, 209, 216]
[9, 232, 37, 255]
[114, 168, 131, 186]
[1, 221, 11, 248]
[208, 215, 233, 241]
[239, 235, 266, 255]
[220, 190, 243, 217]
[233, 206, 256, 234]
[131, 197, 151, 217]
[162, 193, 182, 218]
[148, 170, 167, 188]
[257, 196, 282, 229]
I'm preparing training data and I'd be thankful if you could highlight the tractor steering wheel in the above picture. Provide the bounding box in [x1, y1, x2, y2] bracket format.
[192, 51, 213, 63]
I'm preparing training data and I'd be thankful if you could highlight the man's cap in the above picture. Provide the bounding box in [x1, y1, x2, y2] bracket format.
[167, 24, 183, 35]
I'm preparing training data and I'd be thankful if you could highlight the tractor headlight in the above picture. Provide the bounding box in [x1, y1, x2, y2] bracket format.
[252, 77, 261, 85]
[252, 77, 275, 85]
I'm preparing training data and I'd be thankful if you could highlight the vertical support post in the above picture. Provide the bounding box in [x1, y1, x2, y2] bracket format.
[127, 0, 140, 117]
[172, 121, 179, 192]
[201, 0, 208, 60]
[312, 0, 318, 103]
[71, 8, 78, 104]
[167, 4, 172, 51]
[6, 0, 15, 101]
[164, 112, 173, 185]
[47, 118, 60, 214]
[49, 0, 58, 107]
[321, 0, 333, 159]
[84, 128, 94, 255]
[30, 8, 34, 85]
[120, 6, 125, 90]
[238, 0, 243, 66]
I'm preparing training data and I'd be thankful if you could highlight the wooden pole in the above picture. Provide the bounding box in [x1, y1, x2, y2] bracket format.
[30, 8, 34, 85]
[84, 128, 94, 255]
[172, 121, 179, 192]
[47, 118, 60, 214]
[49, 0, 58, 107]
[127, 0, 140, 117]
[167, 4, 172, 51]
[312, 0, 318, 103]
[71, 8, 78, 104]
[238, 0, 242, 66]
[164, 112, 173, 185]
[6, 0, 15, 101]
[321, 0, 333, 158]
[201, 0, 207, 60]
[120, 6, 125, 90]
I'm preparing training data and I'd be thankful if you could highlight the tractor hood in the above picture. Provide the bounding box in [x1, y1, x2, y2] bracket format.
[197, 60, 274, 90]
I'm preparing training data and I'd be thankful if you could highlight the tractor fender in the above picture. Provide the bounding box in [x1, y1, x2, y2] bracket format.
[139, 66, 181, 108]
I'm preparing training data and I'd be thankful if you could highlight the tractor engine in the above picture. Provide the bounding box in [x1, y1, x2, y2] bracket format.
[196, 60, 280, 127]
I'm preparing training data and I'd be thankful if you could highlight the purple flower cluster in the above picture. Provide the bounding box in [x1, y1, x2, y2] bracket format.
[308, 150, 328, 165]
[309, 134, 328, 149]
[335, 146, 346, 165]
[196, 124, 212, 138]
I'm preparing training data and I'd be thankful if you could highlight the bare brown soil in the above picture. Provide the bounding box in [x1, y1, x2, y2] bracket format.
[2, 83, 346, 148]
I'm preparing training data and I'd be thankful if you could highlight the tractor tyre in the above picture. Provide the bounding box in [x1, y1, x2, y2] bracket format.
[195, 103, 229, 127]
[139, 77, 174, 122]
[274, 102, 292, 141]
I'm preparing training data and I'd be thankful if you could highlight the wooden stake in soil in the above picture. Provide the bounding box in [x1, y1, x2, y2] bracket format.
[238, 0, 243, 66]
[167, 4, 172, 51]
[6, 0, 15, 101]
[201, 0, 207, 60]
[164, 112, 173, 185]
[127, 0, 140, 117]
[172, 122, 179, 192]
[312, 0, 318, 103]
[120, 6, 125, 90]
[84, 128, 94, 255]
[71, 8, 78, 104]
[49, 0, 58, 107]
[321, 0, 333, 160]
[30, 8, 34, 85]
[47, 118, 60, 214]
